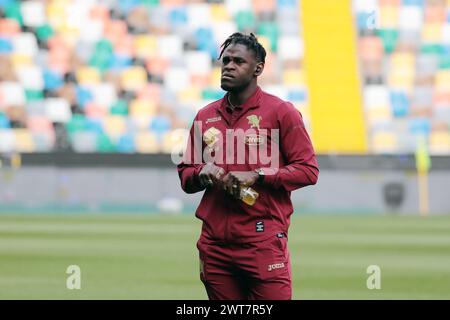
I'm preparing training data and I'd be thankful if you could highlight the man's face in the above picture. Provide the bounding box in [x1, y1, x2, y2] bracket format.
[220, 43, 263, 92]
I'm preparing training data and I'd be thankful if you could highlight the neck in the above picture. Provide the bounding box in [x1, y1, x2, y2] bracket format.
[228, 82, 258, 107]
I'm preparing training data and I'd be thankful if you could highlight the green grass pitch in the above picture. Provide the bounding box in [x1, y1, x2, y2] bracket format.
[0, 213, 449, 299]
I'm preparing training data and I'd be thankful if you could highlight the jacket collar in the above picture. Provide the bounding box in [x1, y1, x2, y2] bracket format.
[218, 86, 262, 115]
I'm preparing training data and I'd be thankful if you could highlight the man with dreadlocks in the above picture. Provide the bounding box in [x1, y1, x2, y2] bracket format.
[177, 33, 319, 300]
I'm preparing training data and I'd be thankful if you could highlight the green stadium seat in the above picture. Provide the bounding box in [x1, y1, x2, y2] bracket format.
[96, 133, 116, 152]
[257, 22, 279, 52]
[377, 29, 398, 54]
[235, 10, 257, 32]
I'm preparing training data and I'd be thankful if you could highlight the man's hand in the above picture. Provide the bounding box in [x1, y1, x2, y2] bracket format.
[222, 171, 259, 199]
[198, 163, 226, 188]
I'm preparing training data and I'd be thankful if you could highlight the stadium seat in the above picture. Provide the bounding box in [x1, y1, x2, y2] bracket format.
[164, 67, 189, 92]
[377, 29, 398, 53]
[116, 134, 135, 153]
[27, 115, 54, 133]
[367, 106, 393, 126]
[32, 132, 55, 152]
[0, 18, 21, 35]
[110, 99, 129, 115]
[13, 128, 34, 152]
[130, 99, 156, 118]
[0, 113, 10, 128]
[0, 129, 14, 152]
[0, 81, 26, 106]
[210, 3, 229, 21]
[71, 131, 98, 153]
[16, 65, 44, 90]
[178, 87, 201, 103]
[235, 10, 257, 32]
[90, 83, 117, 109]
[45, 98, 72, 123]
[103, 115, 127, 139]
[185, 51, 212, 76]
[278, 36, 303, 61]
[429, 130, 450, 154]
[134, 131, 160, 153]
[187, 4, 212, 29]
[364, 85, 390, 109]
[121, 66, 147, 91]
[0, 37, 13, 54]
[157, 35, 183, 59]
[96, 132, 116, 152]
[379, 5, 399, 29]
[84, 102, 107, 119]
[372, 131, 398, 153]
[399, 5, 423, 31]
[283, 69, 306, 86]
[76, 67, 101, 86]
[422, 23, 443, 43]
[20, 1, 46, 28]
[134, 35, 157, 59]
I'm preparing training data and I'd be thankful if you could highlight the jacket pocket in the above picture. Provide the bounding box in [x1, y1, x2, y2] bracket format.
[255, 236, 289, 281]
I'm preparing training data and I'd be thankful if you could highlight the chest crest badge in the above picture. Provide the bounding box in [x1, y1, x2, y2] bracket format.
[247, 115, 262, 130]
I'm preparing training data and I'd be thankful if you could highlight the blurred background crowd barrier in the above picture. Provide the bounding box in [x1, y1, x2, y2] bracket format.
[0, 0, 449, 214]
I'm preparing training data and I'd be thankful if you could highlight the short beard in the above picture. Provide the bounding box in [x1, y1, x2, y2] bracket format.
[220, 81, 249, 93]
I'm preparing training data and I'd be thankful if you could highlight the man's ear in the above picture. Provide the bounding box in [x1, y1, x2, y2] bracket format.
[254, 62, 264, 76]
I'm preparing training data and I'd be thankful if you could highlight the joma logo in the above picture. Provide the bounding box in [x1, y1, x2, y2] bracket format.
[267, 263, 285, 272]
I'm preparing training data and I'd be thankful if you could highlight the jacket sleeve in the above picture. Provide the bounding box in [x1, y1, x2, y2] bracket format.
[177, 115, 206, 194]
[260, 103, 319, 192]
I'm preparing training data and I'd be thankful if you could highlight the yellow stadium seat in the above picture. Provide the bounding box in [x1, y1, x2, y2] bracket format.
[256, 36, 271, 53]
[10, 54, 33, 67]
[366, 106, 392, 125]
[388, 72, 414, 92]
[134, 35, 157, 59]
[103, 115, 126, 139]
[283, 69, 306, 86]
[130, 99, 156, 117]
[47, 0, 68, 24]
[161, 129, 189, 154]
[372, 131, 398, 153]
[14, 129, 35, 152]
[135, 132, 160, 153]
[429, 131, 450, 154]
[121, 66, 147, 91]
[76, 67, 101, 85]
[390, 52, 415, 68]
[421, 23, 442, 43]
[435, 70, 450, 90]
[380, 6, 399, 29]
[210, 4, 229, 20]
[210, 67, 222, 87]
[178, 87, 201, 103]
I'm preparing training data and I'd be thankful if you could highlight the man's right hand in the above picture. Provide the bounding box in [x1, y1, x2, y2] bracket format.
[198, 163, 226, 188]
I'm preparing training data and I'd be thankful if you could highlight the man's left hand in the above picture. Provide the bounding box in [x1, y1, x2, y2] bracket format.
[222, 171, 259, 199]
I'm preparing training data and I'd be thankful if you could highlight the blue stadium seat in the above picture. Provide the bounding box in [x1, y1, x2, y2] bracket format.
[0, 113, 11, 128]
[390, 91, 409, 117]
[0, 37, 12, 53]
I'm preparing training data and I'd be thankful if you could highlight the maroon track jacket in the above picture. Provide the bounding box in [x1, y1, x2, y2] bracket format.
[177, 86, 319, 244]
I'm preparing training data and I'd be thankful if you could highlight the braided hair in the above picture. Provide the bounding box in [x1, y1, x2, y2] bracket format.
[218, 32, 266, 64]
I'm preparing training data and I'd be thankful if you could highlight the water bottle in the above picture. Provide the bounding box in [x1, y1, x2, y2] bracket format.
[240, 187, 259, 206]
